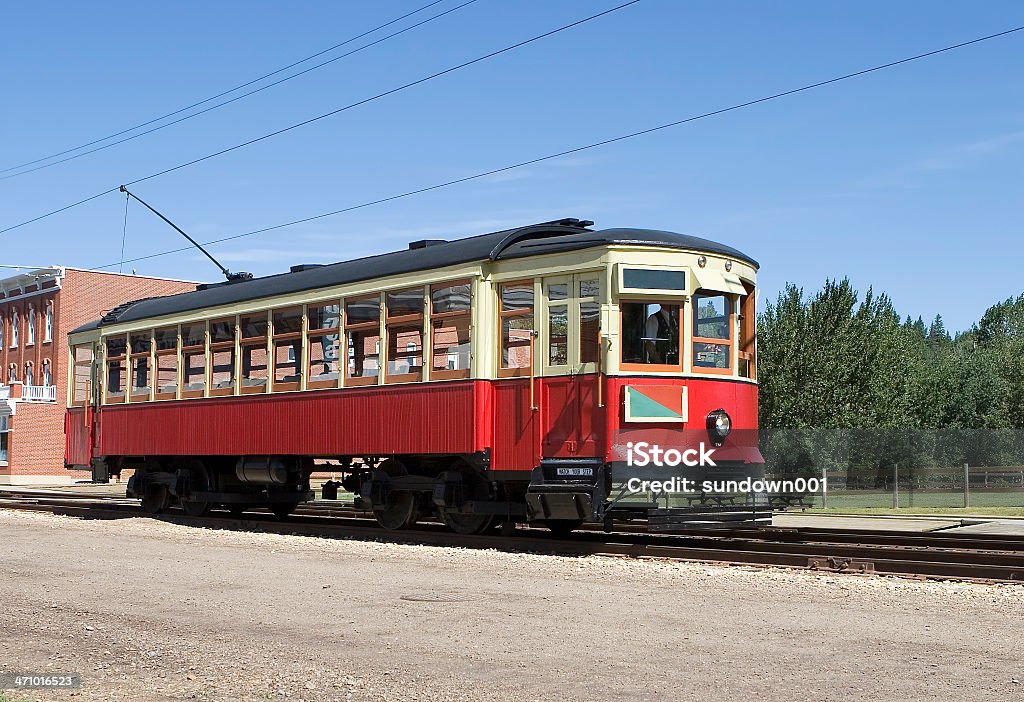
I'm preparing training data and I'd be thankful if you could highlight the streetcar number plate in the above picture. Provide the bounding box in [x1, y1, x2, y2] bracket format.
[557, 468, 593, 476]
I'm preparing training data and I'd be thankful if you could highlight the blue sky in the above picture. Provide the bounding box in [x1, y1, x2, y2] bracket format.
[1, 1, 1021, 331]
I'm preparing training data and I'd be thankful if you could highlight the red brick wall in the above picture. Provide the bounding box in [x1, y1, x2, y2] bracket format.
[0, 269, 195, 480]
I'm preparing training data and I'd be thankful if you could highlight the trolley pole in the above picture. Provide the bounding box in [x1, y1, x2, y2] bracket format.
[893, 463, 899, 509]
[964, 462, 970, 509]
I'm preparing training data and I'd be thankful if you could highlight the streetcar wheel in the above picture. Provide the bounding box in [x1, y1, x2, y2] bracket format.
[180, 460, 212, 517]
[271, 503, 296, 520]
[371, 458, 416, 530]
[434, 463, 497, 534]
[542, 519, 583, 538]
[140, 484, 169, 514]
[438, 510, 495, 535]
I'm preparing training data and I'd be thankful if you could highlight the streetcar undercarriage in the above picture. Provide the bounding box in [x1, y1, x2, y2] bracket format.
[113, 452, 770, 532]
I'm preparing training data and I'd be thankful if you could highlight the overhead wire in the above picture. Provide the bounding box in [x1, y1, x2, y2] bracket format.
[0, 0, 641, 237]
[0, 0, 453, 176]
[0, 0, 481, 181]
[90, 23, 1024, 271]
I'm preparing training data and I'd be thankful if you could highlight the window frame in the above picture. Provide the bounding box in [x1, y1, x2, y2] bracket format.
[104, 334, 128, 404]
[127, 331, 152, 401]
[690, 291, 734, 375]
[238, 312, 269, 395]
[497, 279, 536, 379]
[271, 306, 304, 393]
[384, 286, 426, 385]
[428, 280, 472, 381]
[618, 300, 684, 373]
[344, 294, 382, 387]
[208, 316, 238, 397]
[306, 300, 342, 390]
[738, 284, 756, 380]
[154, 326, 180, 401]
[180, 322, 207, 399]
[44, 301, 53, 343]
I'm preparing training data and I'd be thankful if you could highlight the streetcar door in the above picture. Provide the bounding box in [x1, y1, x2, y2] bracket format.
[66, 340, 99, 467]
[540, 274, 604, 458]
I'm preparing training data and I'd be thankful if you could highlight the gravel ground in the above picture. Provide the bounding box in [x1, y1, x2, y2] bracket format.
[1, 509, 1022, 702]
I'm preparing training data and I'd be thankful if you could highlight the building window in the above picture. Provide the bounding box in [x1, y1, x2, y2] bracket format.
[24, 362, 33, 387]
[385, 287, 424, 384]
[499, 281, 534, 376]
[7, 364, 16, 383]
[620, 302, 681, 369]
[692, 292, 732, 372]
[345, 295, 381, 386]
[41, 359, 52, 387]
[307, 302, 340, 389]
[44, 301, 53, 343]
[181, 323, 207, 398]
[0, 415, 8, 464]
[10, 311, 18, 348]
[272, 308, 303, 392]
[430, 281, 471, 380]
[27, 306, 35, 345]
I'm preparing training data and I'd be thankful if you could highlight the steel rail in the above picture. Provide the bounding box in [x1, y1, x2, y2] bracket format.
[1, 492, 1023, 583]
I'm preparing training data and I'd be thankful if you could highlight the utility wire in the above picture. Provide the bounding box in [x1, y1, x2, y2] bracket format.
[0, 0, 480, 181]
[0, 1, 640, 237]
[0, 0, 452, 175]
[90, 22, 1024, 271]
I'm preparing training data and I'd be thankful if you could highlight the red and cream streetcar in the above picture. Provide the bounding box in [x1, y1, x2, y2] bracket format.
[65, 218, 766, 533]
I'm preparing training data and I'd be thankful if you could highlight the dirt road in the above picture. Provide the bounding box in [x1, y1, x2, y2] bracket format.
[1, 510, 1021, 701]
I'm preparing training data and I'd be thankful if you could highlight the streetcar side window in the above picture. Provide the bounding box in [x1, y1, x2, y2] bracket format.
[272, 307, 303, 392]
[738, 287, 755, 379]
[129, 332, 151, 400]
[239, 313, 269, 393]
[210, 317, 237, 396]
[345, 295, 381, 386]
[431, 281, 471, 380]
[620, 302, 681, 368]
[105, 335, 127, 403]
[692, 291, 731, 372]
[499, 281, 534, 376]
[181, 322, 207, 398]
[154, 327, 178, 400]
[307, 301, 341, 389]
[72, 344, 94, 405]
[385, 287, 425, 384]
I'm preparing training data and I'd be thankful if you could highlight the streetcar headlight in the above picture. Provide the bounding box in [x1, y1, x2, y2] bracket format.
[706, 409, 731, 446]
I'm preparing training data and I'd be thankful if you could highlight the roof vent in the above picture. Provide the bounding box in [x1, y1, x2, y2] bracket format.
[408, 239, 447, 250]
[290, 264, 324, 273]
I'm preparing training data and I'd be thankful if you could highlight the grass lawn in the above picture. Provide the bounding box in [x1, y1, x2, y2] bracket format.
[796, 489, 1024, 517]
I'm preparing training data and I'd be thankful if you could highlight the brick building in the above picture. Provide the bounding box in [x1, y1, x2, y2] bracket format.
[0, 267, 195, 484]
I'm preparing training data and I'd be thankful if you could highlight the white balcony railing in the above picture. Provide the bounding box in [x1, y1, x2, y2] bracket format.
[21, 384, 57, 403]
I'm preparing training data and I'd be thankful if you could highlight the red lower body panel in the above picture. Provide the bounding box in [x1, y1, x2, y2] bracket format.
[75, 375, 762, 472]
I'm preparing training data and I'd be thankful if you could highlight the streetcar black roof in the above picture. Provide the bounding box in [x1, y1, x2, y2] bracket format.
[73, 219, 757, 332]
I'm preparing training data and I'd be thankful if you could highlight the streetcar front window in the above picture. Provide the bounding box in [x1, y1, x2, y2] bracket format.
[692, 292, 731, 371]
[620, 302, 680, 368]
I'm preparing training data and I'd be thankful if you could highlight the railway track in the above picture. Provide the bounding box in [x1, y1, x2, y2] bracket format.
[2, 488, 1023, 584]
